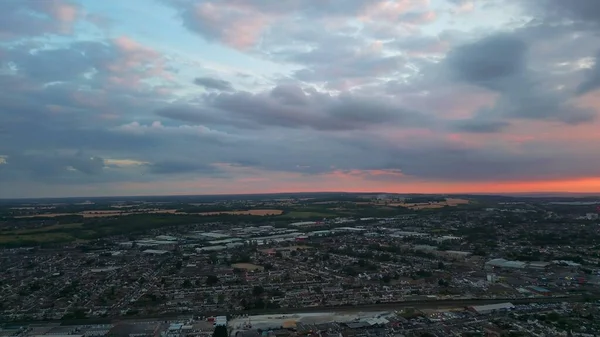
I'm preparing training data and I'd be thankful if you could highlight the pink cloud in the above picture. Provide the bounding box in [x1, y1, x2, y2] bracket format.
[32, 0, 80, 33]
[104, 36, 173, 89]
[192, 2, 273, 50]
[360, 0, 430, 23]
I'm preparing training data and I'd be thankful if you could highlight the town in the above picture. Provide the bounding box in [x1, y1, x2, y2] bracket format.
[2, 193, 600, 336]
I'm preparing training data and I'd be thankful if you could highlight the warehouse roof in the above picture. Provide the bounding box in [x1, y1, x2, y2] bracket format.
[470, 302, 515, 313]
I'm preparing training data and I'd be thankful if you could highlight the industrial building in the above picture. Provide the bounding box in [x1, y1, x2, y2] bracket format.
[468, 302, 515, 314]
[142, 249, 169, 255]
[485, 258, 526, 269]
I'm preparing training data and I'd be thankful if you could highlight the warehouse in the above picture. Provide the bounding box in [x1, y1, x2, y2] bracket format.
[142, 249, 169, 255]
[469, 302, 515, 314]
[485, 258, 526, 269]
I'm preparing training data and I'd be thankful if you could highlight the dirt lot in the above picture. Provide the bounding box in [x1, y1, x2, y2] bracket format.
[231, 263, 265, 271]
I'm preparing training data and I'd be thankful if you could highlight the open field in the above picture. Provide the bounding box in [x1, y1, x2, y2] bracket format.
[280, 211, 335, 218]
[3, 223, 83, 235]
[0, 232, 74, 244]
[15, 209, 180, 218]
[389, 198, 470, 210]
[196, 209, 283, 216]
[231, 263, 264, 271]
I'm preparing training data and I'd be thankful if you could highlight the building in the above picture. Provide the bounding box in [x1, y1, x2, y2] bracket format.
[468, 302, 515, 314]
[214, 316, 227, 327]
[485, 258, 526, 269]
[528, 286, 551, 296]
[142, 249, 169, 255]
[527, 261, 551, 270]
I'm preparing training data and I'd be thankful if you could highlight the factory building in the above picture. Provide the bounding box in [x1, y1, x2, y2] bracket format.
[468, 302, 515, 315]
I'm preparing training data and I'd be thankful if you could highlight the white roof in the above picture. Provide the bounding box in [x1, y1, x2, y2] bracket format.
[471, 302, 514, 312]
[143, 249, 169, 254]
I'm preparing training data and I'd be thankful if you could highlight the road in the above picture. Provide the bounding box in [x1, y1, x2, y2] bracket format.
[3, 295, 585, 326]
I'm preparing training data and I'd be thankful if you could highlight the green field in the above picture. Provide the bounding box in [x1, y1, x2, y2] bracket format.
[279, 211, 336, 219]
[0, 232, 75, 244]
[3, 223, 83, 235]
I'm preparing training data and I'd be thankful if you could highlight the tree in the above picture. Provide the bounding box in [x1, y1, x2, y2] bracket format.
[253, 285, 264, 296]
[175, 260, 183, 269]
[182, 280, 192, 288]
[437, 261, 445, 270]
[206, 275, 219, 286]
[213, 326, 228, 337]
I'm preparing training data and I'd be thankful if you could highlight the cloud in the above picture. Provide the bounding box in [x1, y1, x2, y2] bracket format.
[526, 0, 600, 26]
[104, 158, 150, 168]
[148, 161, 222, 175]
[0, 0, 80, 40]
[3, 0, 600, 197]
[444, 33, 597, 125]
[446, 34, 527, 90]
[452, 119, 510, 133]
[159, 84, 427, 131]
[576, 50, 600, 95]
[194, 77, 234, 91]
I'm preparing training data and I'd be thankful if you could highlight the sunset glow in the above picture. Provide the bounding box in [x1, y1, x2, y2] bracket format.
[1, 0, 600, 198]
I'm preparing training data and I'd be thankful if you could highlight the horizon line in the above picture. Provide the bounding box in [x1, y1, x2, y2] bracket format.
[2, 190, 600, 201]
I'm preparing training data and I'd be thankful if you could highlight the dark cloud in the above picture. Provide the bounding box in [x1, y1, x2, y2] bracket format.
[527, 0, 600, 26]
[446, 34, 527, 90]
[160, 84, 427, 131]
[194, 77, 234, 91]
[148, 161, 221, 175]
[444, 33, 596, 125]
[0, 0, 79, 40]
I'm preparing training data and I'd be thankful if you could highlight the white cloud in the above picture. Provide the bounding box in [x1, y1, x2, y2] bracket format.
[104, 158, 150, 168]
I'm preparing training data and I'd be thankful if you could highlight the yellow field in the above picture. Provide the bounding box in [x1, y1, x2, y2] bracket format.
[231, 263, 264, 271]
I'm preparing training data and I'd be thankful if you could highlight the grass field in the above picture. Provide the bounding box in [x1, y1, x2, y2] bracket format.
[196, 209, 283, 216]
[3, 223, 83, 235]
[0, 232, 74, 244]
[280, 211, 335, 219]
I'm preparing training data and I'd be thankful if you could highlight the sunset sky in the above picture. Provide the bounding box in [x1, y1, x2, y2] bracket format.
[1, 0, 600, 198]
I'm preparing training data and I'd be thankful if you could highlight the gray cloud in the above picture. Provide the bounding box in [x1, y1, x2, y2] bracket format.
[160, 84, 427, 131]
[444, 33, 596, 125]
[194, 77, 234, 91]
[576, 50, 600, 95]
[526, 0, 600, 26]
[0, 0, 79, 40]
[452, 119, 510, 133]
[2, 0, 600, 198]
[148, 161, 222, 175]
[446, 34, 527, 90]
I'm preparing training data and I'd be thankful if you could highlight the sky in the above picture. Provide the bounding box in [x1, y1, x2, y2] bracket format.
[1, 0, 600, 198]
